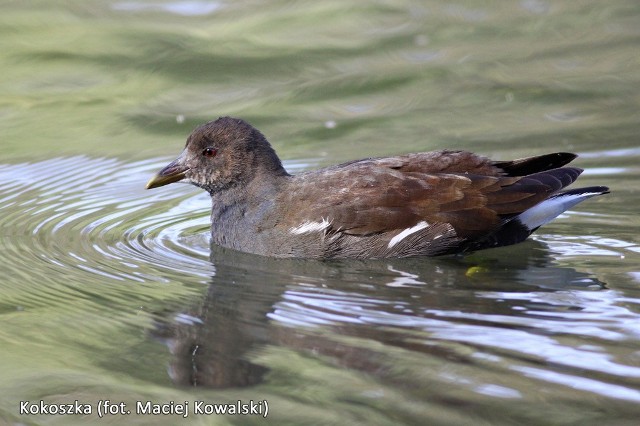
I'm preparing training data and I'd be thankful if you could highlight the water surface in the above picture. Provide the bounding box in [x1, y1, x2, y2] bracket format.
[1, 1, 639, 425]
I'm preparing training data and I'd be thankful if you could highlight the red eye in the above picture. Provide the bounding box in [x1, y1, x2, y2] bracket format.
[202, 148, 217, 157]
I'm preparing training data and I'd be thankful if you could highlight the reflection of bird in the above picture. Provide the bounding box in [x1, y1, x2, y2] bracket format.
[146, 117, 608, 259]
[149, 244, 606, 389]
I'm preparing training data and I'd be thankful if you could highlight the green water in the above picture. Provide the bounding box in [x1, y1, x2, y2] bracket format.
[1, 1, 639, 425]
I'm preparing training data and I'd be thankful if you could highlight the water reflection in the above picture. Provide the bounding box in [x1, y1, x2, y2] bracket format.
[2, 0, 640, 421]
[1, 155, 639, 420]
[151, 241, 618, 390]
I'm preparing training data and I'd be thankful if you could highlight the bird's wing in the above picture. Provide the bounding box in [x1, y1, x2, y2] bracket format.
[279, 151, 581, 240]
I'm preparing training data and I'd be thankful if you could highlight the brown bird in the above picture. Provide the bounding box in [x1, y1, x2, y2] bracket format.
[146, 117, 609, 259]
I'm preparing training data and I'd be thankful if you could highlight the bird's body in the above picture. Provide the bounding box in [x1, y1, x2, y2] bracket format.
[146, 117, 608, 259]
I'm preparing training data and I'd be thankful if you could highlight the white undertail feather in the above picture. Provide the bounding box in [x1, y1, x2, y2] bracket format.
[289, 218, 331, 235]
[388, 221, 429, 248]
[517, 191, 604, 231]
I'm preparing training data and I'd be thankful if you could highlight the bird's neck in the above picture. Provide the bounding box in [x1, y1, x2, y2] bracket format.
[208, 171, 289, 251]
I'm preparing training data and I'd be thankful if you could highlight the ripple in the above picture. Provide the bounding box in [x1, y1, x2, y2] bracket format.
[0, 156, 318, 289]
[540, 234, 640, 257]
[1, 154, 631, 292]
[2, 155, 640, 405]
[0, 156, 215, 288]
[267, 276, 640, 400]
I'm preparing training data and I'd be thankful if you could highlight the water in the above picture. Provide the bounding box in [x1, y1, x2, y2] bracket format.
[1, 1, 639, 425]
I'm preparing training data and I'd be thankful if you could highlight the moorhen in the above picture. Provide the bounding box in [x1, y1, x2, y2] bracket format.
[146, 117, 608, 259]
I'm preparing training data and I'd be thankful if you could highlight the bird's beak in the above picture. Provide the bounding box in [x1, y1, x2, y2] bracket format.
[145, 154, 189, 189]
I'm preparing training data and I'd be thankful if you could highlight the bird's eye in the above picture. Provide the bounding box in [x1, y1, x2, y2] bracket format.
[202, 148, 217, 158]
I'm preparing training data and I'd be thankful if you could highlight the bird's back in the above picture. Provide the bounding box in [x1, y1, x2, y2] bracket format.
[265, 150, 607, 258]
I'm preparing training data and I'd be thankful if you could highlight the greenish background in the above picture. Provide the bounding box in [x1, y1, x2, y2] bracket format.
[1, 1, 639, 425]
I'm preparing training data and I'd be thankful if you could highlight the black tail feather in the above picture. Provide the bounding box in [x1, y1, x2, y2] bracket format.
[494, 152, 577, 176]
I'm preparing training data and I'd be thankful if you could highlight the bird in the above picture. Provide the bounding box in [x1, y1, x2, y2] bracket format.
[145, 117, 609, 259]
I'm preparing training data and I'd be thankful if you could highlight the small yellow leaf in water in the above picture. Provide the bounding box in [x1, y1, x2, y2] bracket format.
[465, 266, 489, 278]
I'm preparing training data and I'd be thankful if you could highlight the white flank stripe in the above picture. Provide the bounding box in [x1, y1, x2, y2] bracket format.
[289, 218, 331, 235]
[517, 192, 602, 230]
[388, 221, 429, 248]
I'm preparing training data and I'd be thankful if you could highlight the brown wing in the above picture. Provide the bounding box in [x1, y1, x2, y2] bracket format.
[279, 150, 581, 240]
